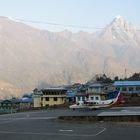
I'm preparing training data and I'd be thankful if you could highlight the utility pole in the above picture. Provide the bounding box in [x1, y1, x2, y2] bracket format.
[124, 68, 127, 79]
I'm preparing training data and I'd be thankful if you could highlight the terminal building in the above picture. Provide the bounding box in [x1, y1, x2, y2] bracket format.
[33, 88, 67, 108]
[114, 81, 140, 95]
[114, 81, 140, 104]
[86, 83, 114, 101]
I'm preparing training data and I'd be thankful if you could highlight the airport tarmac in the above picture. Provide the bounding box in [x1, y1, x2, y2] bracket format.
[98, 106, 140, 116]
[0, 107, 139, 140]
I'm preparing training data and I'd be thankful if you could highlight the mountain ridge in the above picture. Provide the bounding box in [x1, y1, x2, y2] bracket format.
[0, 16, 140, 98]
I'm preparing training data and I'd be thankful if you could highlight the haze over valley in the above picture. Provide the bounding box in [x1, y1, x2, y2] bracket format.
[0, 16, 140, 98]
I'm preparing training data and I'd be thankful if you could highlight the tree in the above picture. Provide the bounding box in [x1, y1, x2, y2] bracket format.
[127, 73, 140, 81]
[114, 76, 119, 81]
[33, 88, 38, 94]
[87, 74, 113, 83]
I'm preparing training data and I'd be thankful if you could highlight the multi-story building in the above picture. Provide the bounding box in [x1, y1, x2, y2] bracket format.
[113, 81, 140, 104]
[33, 88, 67, 108]
[75, 92, 87, 103]
[86, 83, 114, 101]
[114, 81, 140, 95]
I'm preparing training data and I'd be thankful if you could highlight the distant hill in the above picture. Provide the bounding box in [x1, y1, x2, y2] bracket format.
[0, 16, 140, 98]
[0, 80, 21, 99]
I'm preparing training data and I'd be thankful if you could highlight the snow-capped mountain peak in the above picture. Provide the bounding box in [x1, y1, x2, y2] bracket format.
[115, 15, 123, 19]
[114, 15, 125, 21]
[111, 16, 128, 29]
[110, 16, 136, 32]
[0, 15, 140, 98]
[0, 16, 20, 23]
[99, 15, 137, 42]
[7, 16, 19, 22]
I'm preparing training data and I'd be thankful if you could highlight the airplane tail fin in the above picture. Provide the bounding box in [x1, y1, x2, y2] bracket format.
[114, 92, 125, 106]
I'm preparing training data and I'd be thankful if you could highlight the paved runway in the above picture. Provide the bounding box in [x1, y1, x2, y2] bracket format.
[0, 108, 140, 140]
[98, 106, 140, 116]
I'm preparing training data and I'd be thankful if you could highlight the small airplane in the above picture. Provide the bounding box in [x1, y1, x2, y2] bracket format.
[69, 91, 124, 110]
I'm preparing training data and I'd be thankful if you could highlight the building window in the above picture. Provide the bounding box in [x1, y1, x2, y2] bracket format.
[95, 96, 99, 100]
[54, 97, 57, 101]
[128, 87, 133, 91]
[45, 97, 49, 101]
[90, 97, 94, 100]
[78, 96, 80, 101]
[136, 87, 140, 91]
[122, 87, 127, 91]
[82, 96, 85, 101]
[116, 87, 120, 91]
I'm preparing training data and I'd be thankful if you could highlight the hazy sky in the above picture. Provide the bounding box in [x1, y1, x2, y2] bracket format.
[0, 0, 139, 32]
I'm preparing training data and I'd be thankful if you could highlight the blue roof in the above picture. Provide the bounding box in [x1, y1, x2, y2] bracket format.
[66, 92, 75, 98]
[114, 81, 140, 86]
[75, 92, 86, 96]
[89, 83, 103, 88]
[21, 97, 33, 103]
